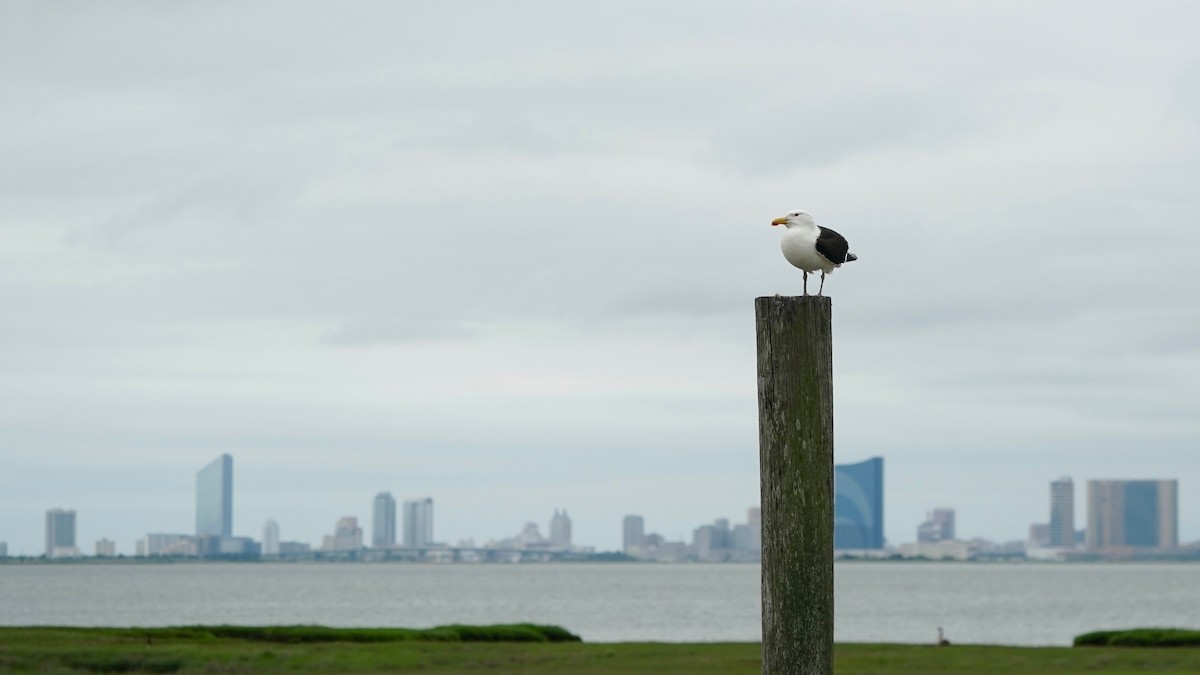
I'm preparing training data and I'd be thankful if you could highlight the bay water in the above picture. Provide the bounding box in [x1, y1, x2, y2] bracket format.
[2, 562, 1198, 645]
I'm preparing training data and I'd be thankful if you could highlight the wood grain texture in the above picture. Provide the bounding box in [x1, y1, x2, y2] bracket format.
[755, 296, 834, 675]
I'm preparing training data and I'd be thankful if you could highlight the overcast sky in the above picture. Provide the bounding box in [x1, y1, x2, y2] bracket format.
[3, 1, 1199, 556]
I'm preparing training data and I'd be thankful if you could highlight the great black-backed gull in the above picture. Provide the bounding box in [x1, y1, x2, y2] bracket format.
[771, 209, 858, 296]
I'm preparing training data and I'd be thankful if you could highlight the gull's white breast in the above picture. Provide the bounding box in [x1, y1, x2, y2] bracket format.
[781, 226, 837, 274]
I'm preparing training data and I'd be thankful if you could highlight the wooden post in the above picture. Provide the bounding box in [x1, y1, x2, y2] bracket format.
[755, 295, 835, 675]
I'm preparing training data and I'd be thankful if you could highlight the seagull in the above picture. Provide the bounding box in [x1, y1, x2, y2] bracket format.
[771, 209, 858, 296]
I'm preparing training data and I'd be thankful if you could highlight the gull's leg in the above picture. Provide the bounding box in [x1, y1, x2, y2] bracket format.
[802, 271, 809, 296]
[818, 271, 826, 296]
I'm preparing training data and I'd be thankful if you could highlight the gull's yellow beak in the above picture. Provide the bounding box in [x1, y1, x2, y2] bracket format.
[771, 217, 788, 226]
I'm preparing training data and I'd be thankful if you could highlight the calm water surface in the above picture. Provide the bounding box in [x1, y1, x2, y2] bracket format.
[2, 562, 1198, 645]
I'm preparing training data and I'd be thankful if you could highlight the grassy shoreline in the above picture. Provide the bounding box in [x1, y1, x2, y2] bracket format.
[4, 626, 1200, 673]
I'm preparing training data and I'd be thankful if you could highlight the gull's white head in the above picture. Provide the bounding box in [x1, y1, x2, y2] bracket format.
[771, 209, 816, 228]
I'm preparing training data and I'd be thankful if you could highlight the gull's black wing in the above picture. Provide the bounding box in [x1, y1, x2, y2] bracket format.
[815, 226, 853, 265]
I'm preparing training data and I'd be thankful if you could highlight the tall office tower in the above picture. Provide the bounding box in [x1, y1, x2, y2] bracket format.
[549, 509, 572, 549]
[0, 541, 7, 557]
[196, 454, 233, 537]
[622, 515, 645, 553]
[262, 520, 280, 555]
[45, 508, 77, 557]
[834, 457, 885, 549]
[372, 492, 397, 548]
[402, 498, 434, 547]
[1087, 480, 1179, 550]
[1049, 477, 1075, 547]
[917, 508, 956, 542]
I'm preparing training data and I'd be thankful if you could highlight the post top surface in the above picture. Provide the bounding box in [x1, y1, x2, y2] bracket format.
[755, 295, 832, 305]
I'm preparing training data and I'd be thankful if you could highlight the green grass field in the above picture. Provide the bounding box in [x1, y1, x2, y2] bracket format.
[3, 626, 1200, 674]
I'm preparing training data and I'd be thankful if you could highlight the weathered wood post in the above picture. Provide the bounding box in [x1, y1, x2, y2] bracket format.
[755, 295, 835, 675]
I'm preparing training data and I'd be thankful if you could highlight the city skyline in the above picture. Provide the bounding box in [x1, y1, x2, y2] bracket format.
[16, 453, 762, 559]
[13, 471, 1185, 561]
[1, 456, 1193, 557]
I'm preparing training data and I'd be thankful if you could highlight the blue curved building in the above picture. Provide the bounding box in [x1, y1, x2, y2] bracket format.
[196, 454, 233, 538]
[835, 457, 884, 549]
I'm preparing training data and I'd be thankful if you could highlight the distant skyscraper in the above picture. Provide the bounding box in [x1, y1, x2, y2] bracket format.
[322, 517, 363, 551]
[834, 457, 884, 549]
[1028, 523, 1051, 548]
[693, 524, 718, 558]
[747, 507, 762, 551]
[0, 541, 7, 557]
[262, 520, 280, 556]
[733, 507, 762, 552]
[1049, 477, 1075, 548]
[917, 508, 956, 543]
[1087, 480, 1178, 550]
[623, 515, 645, 554]
[373, 493, 397, 548]
[196, 454, 233, 537]
[45, 508, 77, 557]
[403, 498, 434, 547]
[95, 539, 116, 557]
[549, 509, 572, 549]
